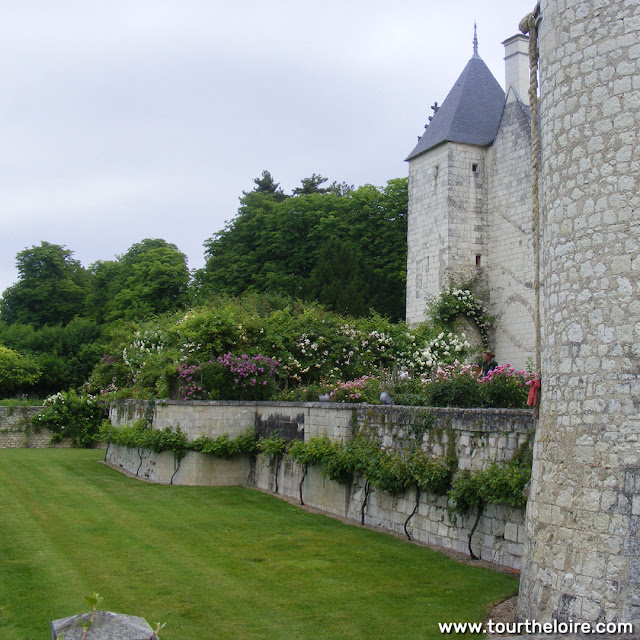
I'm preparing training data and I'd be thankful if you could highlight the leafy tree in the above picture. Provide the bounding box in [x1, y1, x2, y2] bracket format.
[200, 176, 408, 320]
[306, 238, 374, 317]
[0, 317, 104, 396]
[87, 238, 190, 324]
[0, 345, 41, 397]
[0, 242, 88, 327]
[100, 239, 191, 322]
[328, 181, 354, 197]
[85, 260, 122, 324]
[338, 179, 408, 319]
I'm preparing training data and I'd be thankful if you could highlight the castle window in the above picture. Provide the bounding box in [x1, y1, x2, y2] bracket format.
[476, 254, 482, 267]
[472, 163, 479, 173]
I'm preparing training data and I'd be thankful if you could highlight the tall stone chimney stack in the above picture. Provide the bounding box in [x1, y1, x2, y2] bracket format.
[502, 34, 529, 104]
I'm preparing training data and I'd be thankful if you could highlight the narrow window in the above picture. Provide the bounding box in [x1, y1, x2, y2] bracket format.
[472, 163, 478, 173]
[476, 254, 482, 267]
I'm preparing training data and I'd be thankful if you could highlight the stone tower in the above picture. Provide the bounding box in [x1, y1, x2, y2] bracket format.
[405, 32, 535, 369]
[518, 0, 640, 624]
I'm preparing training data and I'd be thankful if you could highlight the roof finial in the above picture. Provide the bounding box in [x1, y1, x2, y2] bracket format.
[473, 22, 479, 58]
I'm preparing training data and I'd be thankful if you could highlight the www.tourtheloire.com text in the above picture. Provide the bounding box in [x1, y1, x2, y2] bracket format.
[438, 619, 635, 635]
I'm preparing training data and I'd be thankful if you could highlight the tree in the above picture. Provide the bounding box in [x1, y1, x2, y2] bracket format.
[200, 176, 408, 320]
[0, 345, 41, 397]
[105, 239, 191, 322]
[0, 242, 88, 327]
[0, 317, 104, 396]
[292, 173, 330, 195]
[306, 238, 374, 317]
[243, 170, 287, 202]
[328, 181, 354, 197]
[85, 260, 123, 324]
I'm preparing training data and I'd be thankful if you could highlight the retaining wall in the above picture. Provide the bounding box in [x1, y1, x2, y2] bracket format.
[106, 400, 534, 570]
[0, 406, 71, 448]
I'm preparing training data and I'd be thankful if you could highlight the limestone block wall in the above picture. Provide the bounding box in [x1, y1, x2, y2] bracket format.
[445, 143, 488, 287]
[107, 445, 252, 486]
[106, 400, 533, 570]
[347, 485, 525, 568]
[406, 143, 488, 326]
[110, 400, 356, 443]
[486, 96, 536, 370]
[0, 406, 71, 448]
[406, 144, 450, 324]
[519, 0, 640, 624]
[358, 405, 533, 471]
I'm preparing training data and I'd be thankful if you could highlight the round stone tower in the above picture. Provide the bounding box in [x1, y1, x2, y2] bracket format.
[518, 0, 640, 624]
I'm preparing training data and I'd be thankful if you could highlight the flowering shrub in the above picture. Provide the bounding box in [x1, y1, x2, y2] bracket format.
[176, 362, 209, 400]
[404, 331, 472, 376]
[429, 284, 493, 347]
[122, 328, 167, 379]
[327, 376, 380, 403]
[479, 364, 536, 409]
[87, 294, 531, 406]
[404, 361, 534, 409]
[33, 390, 107, 447]
[217, 353, 278, 400]
[421, 361, 483, 407]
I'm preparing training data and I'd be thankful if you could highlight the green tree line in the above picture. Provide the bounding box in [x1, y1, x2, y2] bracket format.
[0, 172, 408, 397]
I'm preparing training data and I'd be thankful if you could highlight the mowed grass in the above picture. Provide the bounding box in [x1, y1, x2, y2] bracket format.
[0, 449, 518, 639]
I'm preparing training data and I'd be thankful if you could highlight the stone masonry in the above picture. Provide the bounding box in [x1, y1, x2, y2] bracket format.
[0, 406, 71, 448]
[486, 97, 536, 369]
[518, 0, 640, 624]
[107, 400, 534, 570]
[406, 143, 488, 323]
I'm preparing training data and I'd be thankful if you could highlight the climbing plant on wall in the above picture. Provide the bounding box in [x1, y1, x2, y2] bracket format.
[428, 281, 494, 348]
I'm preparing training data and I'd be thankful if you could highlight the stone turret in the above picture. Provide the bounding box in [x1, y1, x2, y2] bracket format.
[518, 0, 640, 624]
[405, 35, 505, 327]
[405, 30, 535, 369]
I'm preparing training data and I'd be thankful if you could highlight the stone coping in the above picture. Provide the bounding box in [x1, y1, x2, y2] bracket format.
[113, 398, 534, 416]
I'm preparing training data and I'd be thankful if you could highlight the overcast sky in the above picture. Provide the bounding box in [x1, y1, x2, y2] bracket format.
[0, 0, 535, 296]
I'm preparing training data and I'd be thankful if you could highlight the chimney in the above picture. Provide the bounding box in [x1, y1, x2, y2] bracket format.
[502, 34, 529, 105]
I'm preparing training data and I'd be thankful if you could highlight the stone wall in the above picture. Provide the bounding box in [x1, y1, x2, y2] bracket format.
[486, 95, 536, 369]
[406, 143, 451, 325]
[518, 0, 640, 625]
[0, 406, 71, 448]
[106, 400, 533, 570]
[406, 143, 488, 326]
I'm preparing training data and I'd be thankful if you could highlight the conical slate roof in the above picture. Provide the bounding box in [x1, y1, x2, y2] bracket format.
[406, 53, 505, 161]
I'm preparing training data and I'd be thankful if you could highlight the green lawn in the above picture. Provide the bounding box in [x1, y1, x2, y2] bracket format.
[0, 449, 518, 639]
